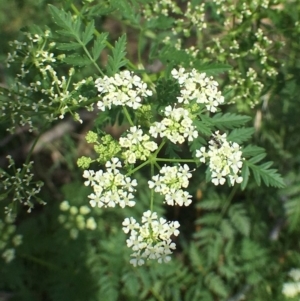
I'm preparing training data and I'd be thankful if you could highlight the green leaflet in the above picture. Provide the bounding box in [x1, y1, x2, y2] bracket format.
[227, 127, 255, 144]
[92, 33, 108, 61]
[63, 54, 92, 66]
[82, 20, 95, 46]
[49, 5, 81, 40]
[244, 159, 285, 188]
[106, 34, 128, 75]
[211, 113, 251, 130]
[194, 62, 232, 75]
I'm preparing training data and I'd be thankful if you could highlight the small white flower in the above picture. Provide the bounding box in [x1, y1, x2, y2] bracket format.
[82, 170, 95, 186]
[130, 252, 145, 267]
[196, 147, 208, 163]
[211, 170, 227, 186]
[229, 173, 243, 185]
[127, 152, 137, 164]
[171, 67, 188, 84]
[105, 157, 122, 172]
[122, 217, 138, 234]
[88, 194, 102, 207]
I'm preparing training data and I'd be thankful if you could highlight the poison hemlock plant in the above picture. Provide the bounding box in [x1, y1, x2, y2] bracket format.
[0, 1, 295, 300]
[0, 2, 285, 266]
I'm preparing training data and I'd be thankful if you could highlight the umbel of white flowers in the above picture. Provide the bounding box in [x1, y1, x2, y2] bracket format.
[81, 68, 244, 266]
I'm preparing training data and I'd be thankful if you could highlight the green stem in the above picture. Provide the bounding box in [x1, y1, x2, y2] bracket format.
[153, 139, 166, 157]
[126, 159, 150, 176]
[156, 158, 197, 163]
[150, 163, 154, 211]
[20, 253, 61, 271]
[82, 43, 104, 76]
[22, 125, 47, 177]
[154, 161, 161, 170]
[137, 29, 143, 65]
[220, 185, 239, 218]
[69, 4, 104, 75]
[123, 107, 134, 126]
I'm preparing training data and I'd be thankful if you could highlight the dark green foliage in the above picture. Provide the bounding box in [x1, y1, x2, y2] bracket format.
[155, 77, 180, 107]
[191, 192, 269, 300]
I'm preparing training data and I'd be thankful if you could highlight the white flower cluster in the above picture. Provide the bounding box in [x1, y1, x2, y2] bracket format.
[196, 131, 244, 186]
[95, 70, 153, 111]
[148, 164, 193, 206]
[58, 200, 97, 239]
[119, 126, 158, 164]
[149, 106, 198, 144]
[122, 211, 180, 266]
[83, 158, 137, 208]
[171, 67, 224, 112]
[282, 268, 300, 298]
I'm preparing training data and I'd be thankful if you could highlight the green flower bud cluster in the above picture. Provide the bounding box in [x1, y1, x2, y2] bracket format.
[95, 134, 122, 164]
[78, 131, 122, 169]
[135, 104, 153, 127]
[58, 200, 97, 239]
[77, 157, 93, 169]
[0, 215, 22, 263]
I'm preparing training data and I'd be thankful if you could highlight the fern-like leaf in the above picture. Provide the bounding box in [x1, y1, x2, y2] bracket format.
[245, 160, 285, 188]
[56, 42, 82, 51]
[211, 113, 251, 130]
[196, 213, 221, 226]
[205, 272, 228, 297]
[194, 62, 232, 75]
[194, 117, 212, 136]
[106, 34, 128, 75]
[240, 163, 250, 190]
[220, 219, 235, 239]
[242, 144, 265, 157]
[196, 195, 222, 210]
[228, 204, 250, 237]
[82, 20, 95, 45]
[63, 54, 92, 66]
[227, 127, 255, 144]
[48, 5, 81, 41]
[284, 196, 300, 231]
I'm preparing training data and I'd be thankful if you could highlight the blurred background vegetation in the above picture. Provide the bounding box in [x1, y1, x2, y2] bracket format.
[0, 0, 300, 301]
